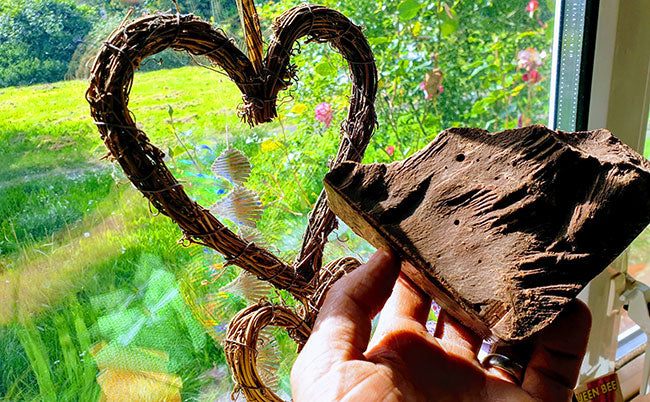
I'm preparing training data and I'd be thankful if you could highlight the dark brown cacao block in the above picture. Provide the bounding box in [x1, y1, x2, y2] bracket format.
[324, 125, 650, 342]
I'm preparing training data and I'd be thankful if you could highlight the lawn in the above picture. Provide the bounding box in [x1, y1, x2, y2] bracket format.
[0, 65, 350, 401]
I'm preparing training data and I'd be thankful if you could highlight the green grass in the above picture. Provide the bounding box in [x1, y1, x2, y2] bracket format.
[0, 66, 245, 182]
[0, 62, 371, 400]
[0, 66, 242, 135]
[0, 66, 250, 256]
[0, 66, 300, 401]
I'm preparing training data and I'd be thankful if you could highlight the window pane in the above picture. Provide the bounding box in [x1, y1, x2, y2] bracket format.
[551, 0, 597, 131]
[629, 114, 650, 280]
[0, 0, 554, 400]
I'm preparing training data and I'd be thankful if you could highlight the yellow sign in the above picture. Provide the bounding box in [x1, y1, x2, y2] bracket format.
[574, 373, 623, 402]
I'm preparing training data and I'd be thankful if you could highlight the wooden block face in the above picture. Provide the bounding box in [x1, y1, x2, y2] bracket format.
[324, 125, 650, 342]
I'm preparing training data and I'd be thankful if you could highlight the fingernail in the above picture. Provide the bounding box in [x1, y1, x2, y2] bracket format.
[368, 248, 392, 265]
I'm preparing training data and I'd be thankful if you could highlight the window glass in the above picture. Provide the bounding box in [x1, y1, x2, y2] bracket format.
[551, 0, 598, 131]
[0, 0, 554, 399]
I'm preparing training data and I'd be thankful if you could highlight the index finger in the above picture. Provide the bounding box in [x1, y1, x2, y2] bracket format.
[301, 249, 401, 362]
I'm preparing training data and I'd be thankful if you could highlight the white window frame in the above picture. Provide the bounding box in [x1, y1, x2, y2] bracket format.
[549, 0, 650, 398]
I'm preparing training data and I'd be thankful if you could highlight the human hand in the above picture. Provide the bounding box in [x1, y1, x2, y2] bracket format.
[291, 249, 591, 401]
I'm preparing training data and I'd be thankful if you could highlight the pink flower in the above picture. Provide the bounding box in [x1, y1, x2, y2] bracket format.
[517, 48, 545, 70]
[438, 85, 444, 94]
[314, 102, 333, 127]
[526, 0, 538, 17]
[522, 73, 530, 82]
[386, 145, 395, 156]
[419, 81, 433, 100]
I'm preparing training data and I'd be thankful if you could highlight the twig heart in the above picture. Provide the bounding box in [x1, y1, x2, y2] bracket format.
[87, 4, 377, 297]
[87, 5, 377, 401]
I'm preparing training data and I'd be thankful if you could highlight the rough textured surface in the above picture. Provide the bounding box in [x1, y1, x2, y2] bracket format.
[324, 125, 650, 342]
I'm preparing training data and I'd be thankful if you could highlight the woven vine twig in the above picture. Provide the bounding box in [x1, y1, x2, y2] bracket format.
[224, 302, 311, 402]
[269, 6, 378, 282]
[87, 3, 377, 401]
[236, 0, 265, 75]
[221, 257, 359, 402]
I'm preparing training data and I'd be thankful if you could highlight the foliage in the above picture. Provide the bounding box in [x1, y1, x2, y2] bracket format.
[259, 0, 554, 164]
[143, 0, 237, 20]
[0, 0, 245, 87]
[7, 303, 101, 401]
[0, 0, 95, 87]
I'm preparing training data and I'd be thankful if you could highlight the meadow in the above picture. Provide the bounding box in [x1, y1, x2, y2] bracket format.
[0, 66, 333, 401]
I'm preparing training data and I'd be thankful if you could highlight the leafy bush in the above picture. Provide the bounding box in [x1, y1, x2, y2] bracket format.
[0, 0, 95, 87]
[265, 0, 551, 132]
[245, 0, 555, 231]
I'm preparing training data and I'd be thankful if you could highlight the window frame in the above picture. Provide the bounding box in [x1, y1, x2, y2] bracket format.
[549, 0, 650, 397]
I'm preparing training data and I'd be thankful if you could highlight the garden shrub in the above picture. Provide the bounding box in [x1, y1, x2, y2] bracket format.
[0, 0, 95, 87]
[247, 0, 555, 234]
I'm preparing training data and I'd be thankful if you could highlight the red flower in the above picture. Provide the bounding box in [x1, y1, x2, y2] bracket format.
[419, 81, 433, 100]
[385, 145, 395, 156]
[529, 70, 540, 83]
[526, 0, 538, 15]
[522, 70, 540, 84]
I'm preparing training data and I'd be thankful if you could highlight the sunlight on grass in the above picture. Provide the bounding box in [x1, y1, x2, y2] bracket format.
[0, 61, 359, 400]
[1, 65, 252, 258]
[0, 80, 91, 129]
[0, 65, 245, 142]
[0, 214, 125, 325]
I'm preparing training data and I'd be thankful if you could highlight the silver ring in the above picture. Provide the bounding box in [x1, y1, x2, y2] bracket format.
[480, 353, 524, 385]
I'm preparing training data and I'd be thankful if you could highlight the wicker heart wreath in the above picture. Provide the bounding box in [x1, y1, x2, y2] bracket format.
[86, 1, 377, 400]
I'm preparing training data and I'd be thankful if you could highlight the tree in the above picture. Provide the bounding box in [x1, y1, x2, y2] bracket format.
[0, 0, 95, 87]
